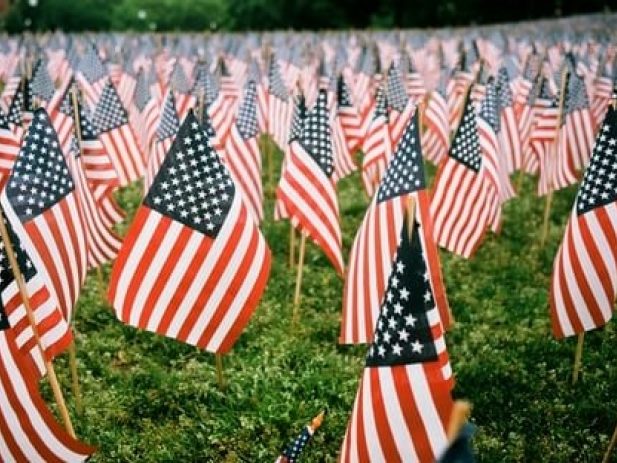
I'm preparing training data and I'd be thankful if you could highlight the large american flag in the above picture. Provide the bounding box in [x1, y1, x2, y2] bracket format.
[276, 89, 344, 275]
[431, 92, 497, 258]
[340, 217, 453, 463]
[224, 80, 264, 223]
[1, 109, 87, 321]
[342, 110, 451, 344]
[0, 214, 72, 376]
[93, 81, 145, 186]
[0, 325, 93, 461]
[549, 105, 617, 338]
[109, 110, 271, 353]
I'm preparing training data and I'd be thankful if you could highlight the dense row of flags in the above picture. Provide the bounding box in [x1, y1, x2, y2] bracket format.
[0, 12, 615, 461]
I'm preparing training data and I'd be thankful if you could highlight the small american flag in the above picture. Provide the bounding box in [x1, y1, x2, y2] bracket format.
[267, 54, 293, 150]
[146, 90, 180, 192]
[29, 59, 55, 107]
[2, 109, 88, 321]
[361, 84, 392, 197]
[93, 81, 145, 186]
[224, 80, 264, 223]
[76, 44, 108, 108]
[276, 89, 344, 275]
[340, 216, 454, 463]
[109, 110, 271, 352]
[496, 67, 523, 174]
[431, 92, 498, 258]
[0, 110, 19, 190]
[342, 110, 451, 344]
[550, 105, 617, 338]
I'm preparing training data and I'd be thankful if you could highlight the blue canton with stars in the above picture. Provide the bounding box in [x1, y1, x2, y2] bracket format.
[373, 84, 389, 122]
[237, 81, 258, 140]
[479, 77, 500, 133]
[134, 70, 151, 113]
[93, 81, 130, 133]
[337, 75, 353, 108]
[576, 106, 617, 216]
[299, 90, 334, 177]
[376, 109, 426, 203]
[268, 55, 289, 101]
[387, 63, 408, 113]
[449, 93, 481, 172]
[144, 110, 235, 238]
[6, 109, 75, 223]
[366, 218, 438, 367]
[156, 91, 180, 141]
[280, 427, 313, 463]
[288, 93, 307, 144]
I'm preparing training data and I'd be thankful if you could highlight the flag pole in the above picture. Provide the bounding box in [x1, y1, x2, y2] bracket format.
[540, 67, 569, 247]
[215, 353, 226, 391]
[68, 84, 86, 415]
[571, 332, 585, 385]
[289, 225, 296, 269]
[292, 232, 307, 323]
[0, 205, 76, 437]
[602, 421, 617, 463]
[446, 400, 472, 443]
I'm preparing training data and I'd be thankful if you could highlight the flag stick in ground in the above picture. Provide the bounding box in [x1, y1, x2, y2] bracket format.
[68, 85, 86, 414]
[0, 204, 76, 437]
[215, 353, 226, 391]
[571, 332, 585, 385]
[292, 233, 307, 323]
[540, 68, 569, 247]
[289, 225, 296, 268]
[602, 421, 617, 463]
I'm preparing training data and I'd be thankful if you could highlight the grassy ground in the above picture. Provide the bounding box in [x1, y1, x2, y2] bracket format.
[41, 149, 617, 462]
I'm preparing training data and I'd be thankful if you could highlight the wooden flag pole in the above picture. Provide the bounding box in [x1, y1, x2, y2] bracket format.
[68, 85, 86, 415]
[215, 353, 226, 391]
[406, 195, 416, 241]
[602, 421, 617, 463]
[447, 400, 472, 443]
[571, 332, 585, 385]
[289, 225, 296, 269]
[292, 232, 307, 323]
[540, 67, 569, 247]
[0, 206, 76, 437]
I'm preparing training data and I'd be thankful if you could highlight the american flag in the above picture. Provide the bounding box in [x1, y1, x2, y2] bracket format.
[562, 71, 595, 173]
[93, 81, 145, 186]
[549, 105, 617, 338]
[168, 62, 195, 120]
[29, 59, 55, 107]
[496, 67, 523, 174]
[224, 80, 264, 223]
[200, 62, 235, 150]
[267, 54, 293, 150]
[342, 110, 451, 345]
[0, 110, 19, 190]
[0, 325, 93, 461]
[71, 94, 125, 228]
[274, 91, 306, 222]
[431, 92, 498, 258]
[336, 75, 362, 154]
[116, 64, 137, 111]
[146, 90, 180, 192]
[76, 44, 108, 109]
[400, 50, 426, 102]
[275, 411, 325, 463]
[422, 85, 450, 166]
[477, 78, 515, 233]
[108, 110, 271, 352]
[276, 89, 344, 275]
[387, 63, 414, 146]
[331, 75, 358, 183]
[7, 83, 25, 138]
[0, 214, 72, 376]
[68, 135, 122, 269]
[1, 109, 87, 321]
[248, 59, 269, 135]
[340, 216, 453, 463]
[361, 84, 392, 197]
[132, 68, 160, 162]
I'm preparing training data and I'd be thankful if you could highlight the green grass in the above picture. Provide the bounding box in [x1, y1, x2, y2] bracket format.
[41, 149, 617, 462]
